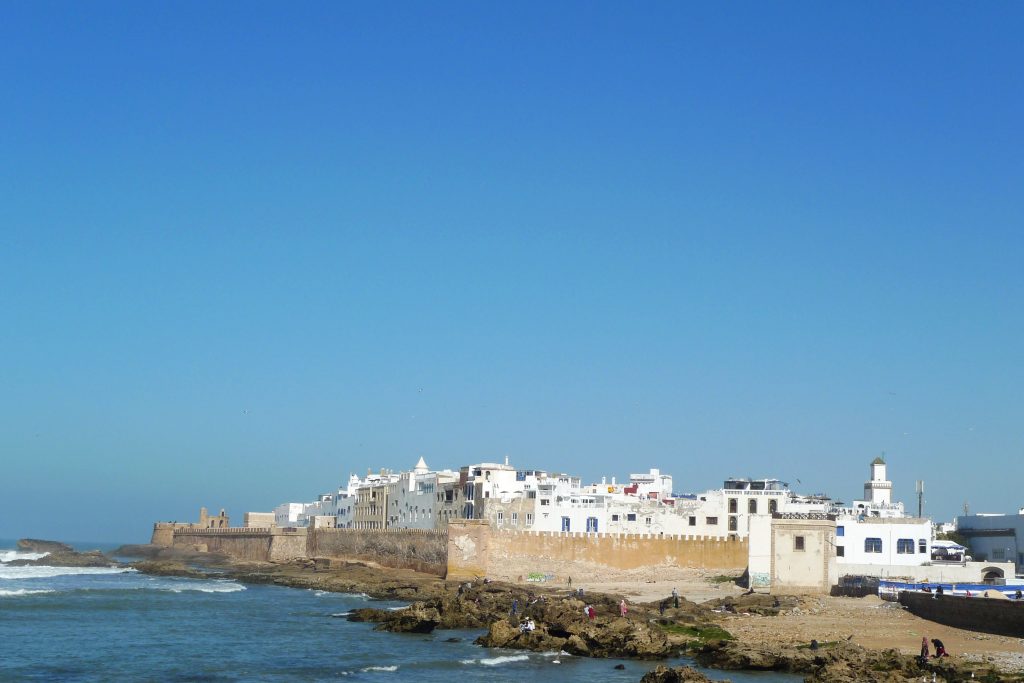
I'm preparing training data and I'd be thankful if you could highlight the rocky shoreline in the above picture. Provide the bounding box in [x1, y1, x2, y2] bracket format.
[17, 540, 1022, 683]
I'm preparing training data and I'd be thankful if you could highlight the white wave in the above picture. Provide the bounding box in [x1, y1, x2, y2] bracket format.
[386, 605, 408, 611]
[330, 611, 352, 618]
[0, 566, 131, 580]
[0, 588, 56, 597]
[539, 650, 571, 657]
[361, 665, 398, 672]
[157, 581, 246, 594]
[0, 550, 50, 563]
[462, 655, 530, 667]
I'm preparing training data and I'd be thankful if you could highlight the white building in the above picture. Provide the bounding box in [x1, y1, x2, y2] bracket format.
[957, 509, 1024, 574]
[835, 516, 932, 567]
[388, 457, 459, 530]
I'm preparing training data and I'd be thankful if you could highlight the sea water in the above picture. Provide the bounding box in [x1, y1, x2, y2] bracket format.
[0, 543, 799, 682]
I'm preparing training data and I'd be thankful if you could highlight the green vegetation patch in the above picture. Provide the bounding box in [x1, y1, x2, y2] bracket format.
[660, 623, 734, 641]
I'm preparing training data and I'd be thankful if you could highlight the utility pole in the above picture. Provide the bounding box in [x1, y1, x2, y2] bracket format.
[915, 480, 924, 518]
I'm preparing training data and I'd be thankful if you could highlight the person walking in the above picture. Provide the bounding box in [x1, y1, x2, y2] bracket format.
[510, 598, 518, 616]
[919, 637, 930, 661]
[672, 587, 679, 608]
[619, 599, 628, 618]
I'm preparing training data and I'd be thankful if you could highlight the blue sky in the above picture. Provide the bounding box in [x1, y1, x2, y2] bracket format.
[2, 2, 1021, 543]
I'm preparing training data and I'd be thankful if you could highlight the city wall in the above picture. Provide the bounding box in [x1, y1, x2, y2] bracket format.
[156, 524, 447, 573]
[168, 527, 301, 562]
[308, 528, 448, 576]
[900, 591, 1024, 638]
[447, 520, 748, 582]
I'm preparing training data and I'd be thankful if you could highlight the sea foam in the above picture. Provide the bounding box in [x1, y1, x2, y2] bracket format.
[461, 654, 530, 666]
[0, 551, 50, 563]
[0, 588, 57, 597]
[0, 566, 132, 581]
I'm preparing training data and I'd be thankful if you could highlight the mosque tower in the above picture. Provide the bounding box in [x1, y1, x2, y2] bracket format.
[864, 455, 892, 506]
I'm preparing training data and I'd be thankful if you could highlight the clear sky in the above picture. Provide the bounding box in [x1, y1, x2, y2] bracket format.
[2, 2, 1021, 543]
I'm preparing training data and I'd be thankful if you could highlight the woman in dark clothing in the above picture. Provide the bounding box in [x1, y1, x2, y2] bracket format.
[931, 638, 948, 657]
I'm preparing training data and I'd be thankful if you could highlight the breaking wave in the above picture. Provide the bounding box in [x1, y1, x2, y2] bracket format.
[461, 654, 530, 666]
[0, 551, 50, 563]
[0, 588, 56, 597]
[0, 566, 131, 580]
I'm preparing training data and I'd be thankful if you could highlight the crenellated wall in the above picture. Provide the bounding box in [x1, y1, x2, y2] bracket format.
[447, 520, 748, 581]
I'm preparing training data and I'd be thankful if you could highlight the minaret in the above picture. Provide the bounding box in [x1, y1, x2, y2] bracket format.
[864, 455, 892, 505]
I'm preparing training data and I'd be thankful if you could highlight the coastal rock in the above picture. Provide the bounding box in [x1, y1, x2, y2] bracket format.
[348, 604, 442, 633]
[8, 540, 116, 568]
[700, 593, 799, 616]
[130, 560, 210, 578]
[475, 598, 674, 659]
[692, 639, 1008, 682]
[640, 665, 729, 682]
[17, 539, 75, 554]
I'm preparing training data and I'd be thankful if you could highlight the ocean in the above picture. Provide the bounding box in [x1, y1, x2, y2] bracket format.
[0, 542, 799, 682]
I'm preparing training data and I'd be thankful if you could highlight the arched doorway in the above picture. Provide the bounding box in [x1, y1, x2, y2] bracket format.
[982, 567, 1004, 583]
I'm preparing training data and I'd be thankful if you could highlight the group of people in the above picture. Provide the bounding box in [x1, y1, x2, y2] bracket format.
[919, 637, 949, 662]
[658, 588, 681, 615]
[518, 618, 536, 633]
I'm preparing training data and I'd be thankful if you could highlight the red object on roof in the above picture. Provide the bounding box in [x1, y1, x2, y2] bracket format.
[624, 484, 638, 494]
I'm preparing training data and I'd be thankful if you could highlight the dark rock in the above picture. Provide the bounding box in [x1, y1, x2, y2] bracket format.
[17, 539, 75, 554]
[639, 665, 728, 682]
[130, 560, 208, 578]
[8, 540, 116, 568]
[692, 639, 1006, 682]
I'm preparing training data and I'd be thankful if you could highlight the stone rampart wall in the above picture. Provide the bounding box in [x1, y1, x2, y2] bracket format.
[447, 521, 748, 582]
[308, 528, 447, 575]
[171, 528, 276, 562]
[900, 591, 1024, 638]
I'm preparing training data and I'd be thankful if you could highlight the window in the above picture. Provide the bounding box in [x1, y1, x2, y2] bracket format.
[748, 499, 757, 514]
[611, 514, 619, 522]
[526, 513, 533, 525]
[919, 539, 927, 554]
[993, 548, 1005, 560]
[836, 546, 845, 557]
[688, 516, 696, 526]
[728, 498, 738, 513]
[561, 517, 571, 532]
[645, 517, 652, 525]
[865, 538, 883, 553]
[540, 499, 550, 506]
[511, 512, 518, 525]
[706, 517, 718, 525]
[794, 536, 805, 551]
[728, 516, 738, 531]
[836, 526, 844, 537]
[586, 517, 599, 533]
[897, 539, 914, 554]
[768, 499, 778, 514]
[496, 511, 504, 523]
[627, 513, 636, 522]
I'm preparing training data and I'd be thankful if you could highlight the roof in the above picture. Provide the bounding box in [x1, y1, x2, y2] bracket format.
[871, 456, 886, 465]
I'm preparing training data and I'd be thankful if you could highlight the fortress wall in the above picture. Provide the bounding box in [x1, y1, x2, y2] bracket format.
[171, 528, 276, 562]
[308, 528, 448, 575]
[447, 521, 748, 582]
[900, 591, 1024, 638]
